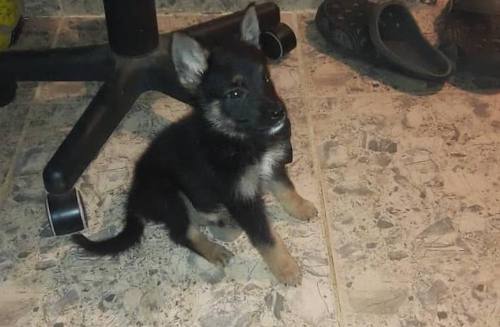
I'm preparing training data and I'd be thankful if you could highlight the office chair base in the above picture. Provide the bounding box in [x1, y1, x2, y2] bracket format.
[0, 2, 296, 236]
[45, 189, 87, 236]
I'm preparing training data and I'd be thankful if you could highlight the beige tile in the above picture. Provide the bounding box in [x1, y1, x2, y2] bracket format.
[12, 100, 88, 177]
[11, 17, 61, 50]
[56, 17, 107, 47]
[24, 101, 88, 139]
[157, 13, 220, 33]
[60, 0, 104, 16]
[283, 98, 319, 207]
[1, 87, 337, 326]
[0, 103, 30, 187]
[24, 0, 61, 17]
[309, 91, 500, 326]
[36, 82, 101, 103]
[4, 7, 500, 327]
[7, 17, 62, 107]
[268, 13, 302, 99]
[269, 52, 302, 99]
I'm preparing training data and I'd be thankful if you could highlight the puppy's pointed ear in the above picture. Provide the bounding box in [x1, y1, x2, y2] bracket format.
[172, 33, 208, 91]
[240, 5, 261, 48]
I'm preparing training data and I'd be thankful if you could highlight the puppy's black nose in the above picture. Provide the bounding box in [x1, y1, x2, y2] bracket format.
[270, 106, 285, 121]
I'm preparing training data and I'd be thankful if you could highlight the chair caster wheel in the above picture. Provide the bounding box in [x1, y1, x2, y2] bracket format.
[45, 189, 87, 236]
[260, 23, 297, 60]
[0, 80, 17, 107]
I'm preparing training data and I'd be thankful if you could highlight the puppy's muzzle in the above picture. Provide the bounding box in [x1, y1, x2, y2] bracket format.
[270, 105, 285, 122]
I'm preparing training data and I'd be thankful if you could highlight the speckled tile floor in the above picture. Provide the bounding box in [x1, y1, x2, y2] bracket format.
[0, 3, 499, 327]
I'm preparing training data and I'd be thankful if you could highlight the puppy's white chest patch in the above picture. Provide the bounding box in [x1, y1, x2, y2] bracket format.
[236, 144, 287, 199]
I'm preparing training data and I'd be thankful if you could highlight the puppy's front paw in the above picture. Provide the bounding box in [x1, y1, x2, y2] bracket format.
[258, 238, 303, 286]
[272, 255, 302, 286]
[296, 198, 318, 221]
[285, 197, 318, 222]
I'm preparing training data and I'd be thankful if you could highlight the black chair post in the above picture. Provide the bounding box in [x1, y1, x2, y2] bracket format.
[104, 0, 159, 56]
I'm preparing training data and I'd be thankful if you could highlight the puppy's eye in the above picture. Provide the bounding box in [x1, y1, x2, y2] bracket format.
[225, 89, 244, 99]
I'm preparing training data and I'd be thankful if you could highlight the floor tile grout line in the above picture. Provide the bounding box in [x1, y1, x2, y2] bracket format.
[0, 103, 35, 207]
[287, 87, 500, 98]
[28, 9, 318, 19]
[51, 16, 64, 49]
[293, 12, 345, 327]
[57, 0, 64, 17]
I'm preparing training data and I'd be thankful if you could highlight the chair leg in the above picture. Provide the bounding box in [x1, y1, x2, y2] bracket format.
[0, 45, 114, 82]
[43, 68, 146, 194]
[0, 79, 17, 106]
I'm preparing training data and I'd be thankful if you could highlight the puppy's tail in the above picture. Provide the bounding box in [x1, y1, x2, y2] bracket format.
[71, 212, 145, 255]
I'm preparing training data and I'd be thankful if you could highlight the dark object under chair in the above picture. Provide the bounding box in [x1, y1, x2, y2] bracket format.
[315, 0, 453, 81]
[0, 0, 297, 236]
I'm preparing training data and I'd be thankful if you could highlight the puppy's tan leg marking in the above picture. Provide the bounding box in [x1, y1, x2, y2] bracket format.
[256, 230, 302, 286]
[270, 181, 318, 221]
[187, 225, 234, 266]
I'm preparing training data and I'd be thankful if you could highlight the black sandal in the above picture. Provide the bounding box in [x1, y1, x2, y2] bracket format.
[315, 0, 453, 81]
[437, 0, 500, 79]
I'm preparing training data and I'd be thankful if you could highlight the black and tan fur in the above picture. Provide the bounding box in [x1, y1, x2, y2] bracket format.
[72, 6, 317, 285]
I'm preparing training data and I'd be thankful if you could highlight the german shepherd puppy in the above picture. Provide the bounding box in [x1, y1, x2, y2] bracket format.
[72, 6, 317, 285]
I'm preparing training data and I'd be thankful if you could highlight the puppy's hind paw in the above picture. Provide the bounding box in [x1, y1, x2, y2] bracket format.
[207, 244, 234, 267]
